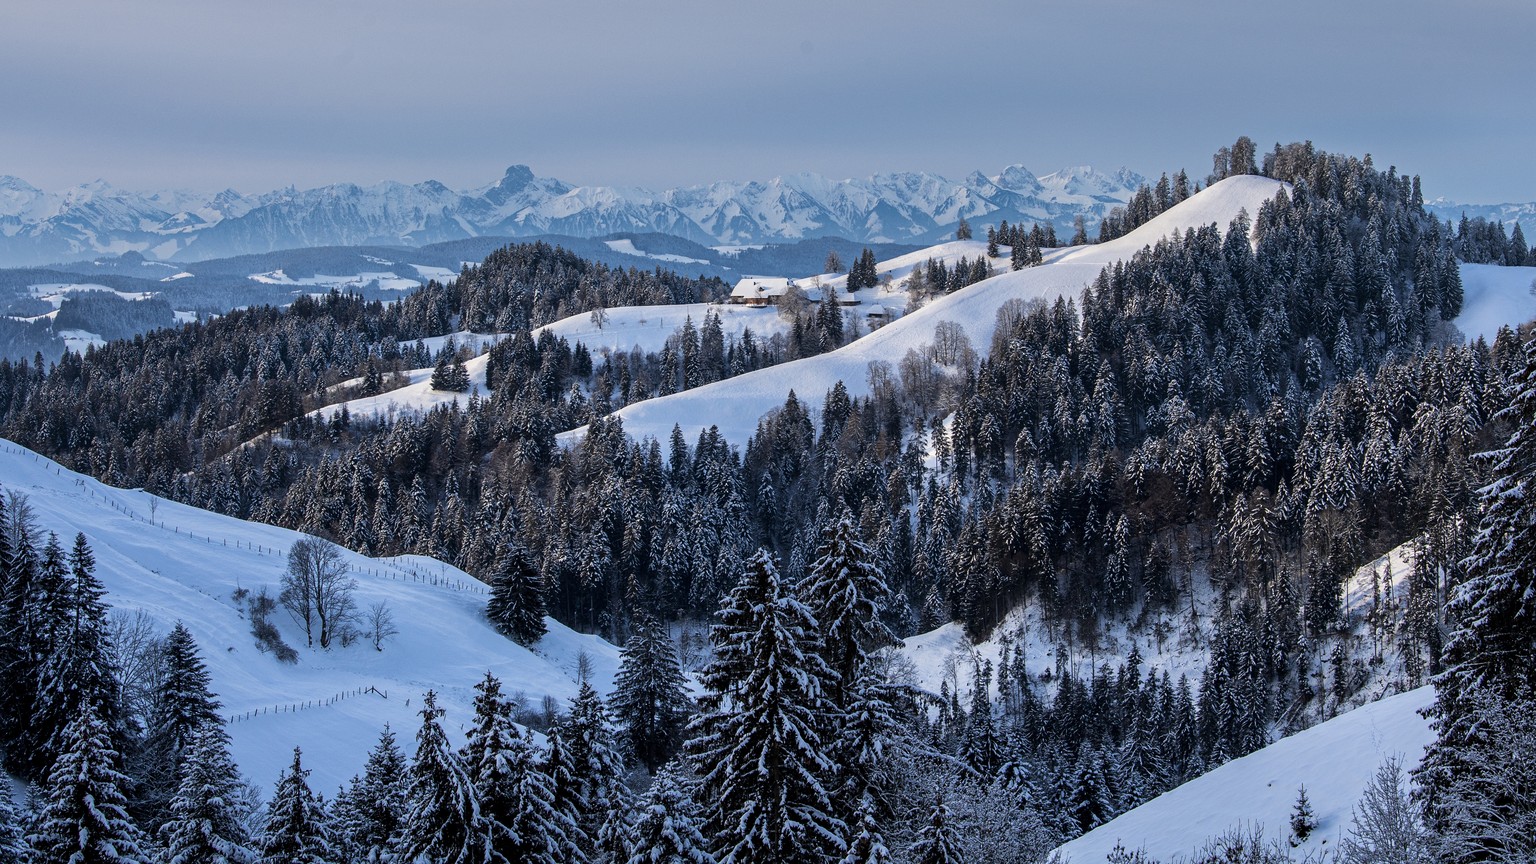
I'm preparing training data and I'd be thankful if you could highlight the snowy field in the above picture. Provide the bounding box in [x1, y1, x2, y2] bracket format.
[1053, 687, 1435, 863]
[0, 440, 617, 795]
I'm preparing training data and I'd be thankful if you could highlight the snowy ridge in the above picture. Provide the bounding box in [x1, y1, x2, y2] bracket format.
[1053, 687, 1435, 863]
[0, 161, 1145, 266]
[0, 440, 617, 794]
[581, 175, 1287, 447]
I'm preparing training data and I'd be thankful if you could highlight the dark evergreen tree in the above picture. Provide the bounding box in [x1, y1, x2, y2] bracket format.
[908, 798, 963, 864]
[626, 762, 713, 864]
[0, 776, 23, 862]
[140, 621, 223, 829]
[160, 726, 258, 864]
[333, 725, 407, 864]
[1290, 785, 1316, 843]
[399, 691, 487, 864]
[486, 541, 547, 646]
[687, 549, 842, 864]
[1415, 336, 1536, 859]
[611, 616, 692, 773]
[553, 679, 628, 862]
[800, 512, 896, 710]
[462, 672, 578, 864]
[34, 532, 122, 779]
[839, 794, 891, 864]
[259, 748, 333, 864]
[27, 703, 150, 864]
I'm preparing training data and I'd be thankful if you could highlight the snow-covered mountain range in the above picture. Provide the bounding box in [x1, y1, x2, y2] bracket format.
[0, 163, 1147, 266]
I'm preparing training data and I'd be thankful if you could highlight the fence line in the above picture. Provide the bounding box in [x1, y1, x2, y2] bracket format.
[227, 684, 390, 724]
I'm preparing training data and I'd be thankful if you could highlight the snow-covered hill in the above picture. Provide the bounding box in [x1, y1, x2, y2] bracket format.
[583, 175, 1288, 447]
[1053, 687, 1435, 863]
[0, 440, 617, 794]
[0, 161, 1145, 266]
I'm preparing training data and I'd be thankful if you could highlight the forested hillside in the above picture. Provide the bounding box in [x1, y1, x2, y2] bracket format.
[3, 138, 1536, 861]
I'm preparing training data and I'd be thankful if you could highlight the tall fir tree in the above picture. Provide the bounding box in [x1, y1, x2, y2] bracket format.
[462, 672, 580, 864]
[799, 511, 896, 711]
[486, 541, 548, 646]
[333, 725, 408, 864]
[399, 691, 488, 864]
[33, 532, 123, 779]
[611, 615, 693, 773]
[625, 762, 714, 864]
[686, 548, 843, 864]
[1415, 336, 1536, 860]
[27, 702, 150, 864]
[140, 621, 223, 830]
[549, 679, 629, 862]
[159, 725, 258, 864]
[259, 748, 334, 864]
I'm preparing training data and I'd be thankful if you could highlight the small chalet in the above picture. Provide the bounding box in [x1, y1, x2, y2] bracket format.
[729, 276, 796, 306]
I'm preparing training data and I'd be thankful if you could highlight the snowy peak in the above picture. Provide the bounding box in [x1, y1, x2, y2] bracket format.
[0, 159, 1153, 266]
[991, 163, 1043, 195]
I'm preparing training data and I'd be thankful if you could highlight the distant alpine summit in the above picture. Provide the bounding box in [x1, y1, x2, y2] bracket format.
[0, 163, 1150, 267]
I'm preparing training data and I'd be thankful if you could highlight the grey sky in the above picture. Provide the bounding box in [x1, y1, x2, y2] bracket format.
[2, 0, 1531, 203]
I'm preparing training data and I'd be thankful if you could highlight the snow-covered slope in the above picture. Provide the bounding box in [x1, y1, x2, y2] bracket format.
[1053, 687, 1435, 863]
[0, 440, 617, 794]
[584, 175, 1286, 447]
[535, 302, 792, 357]
[1455, 263, 1536, 342]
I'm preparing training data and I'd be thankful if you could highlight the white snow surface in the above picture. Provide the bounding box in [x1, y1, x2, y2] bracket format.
[536, 302, 791, 356]
[575, 175, 1286, 447]
[0, 440, 617, 796]
[1053, 686, 1435, 863]
[602, 238, 711, 265]
[1454, 263, 1536, 342]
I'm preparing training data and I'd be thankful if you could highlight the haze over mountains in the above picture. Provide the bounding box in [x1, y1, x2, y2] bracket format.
[0, 162, 1151, 266]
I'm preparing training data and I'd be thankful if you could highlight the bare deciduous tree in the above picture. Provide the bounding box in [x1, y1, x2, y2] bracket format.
[281, 536, 357, 649]
[366, 601, 398, 651]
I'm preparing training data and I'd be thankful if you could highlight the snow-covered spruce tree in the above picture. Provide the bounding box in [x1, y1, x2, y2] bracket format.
[259, 747, 334, 864]
[140, 621, 224, 830]
[1290, 785, 1316, 844]
[398, 690, 488, 864]
[332, 725, 407, 864]
[548, 679, 629, 862]
[159, 725, 258, 864]
[485, 541, 547, 646]
[27, 702, 150, 864]
[611, 614, 692, 774]
[0, 775, 23, 861]
[1415, 337, 1536, 861]
[840, 795, 891, 864]
[33, 532, 125, 779]
[799, 511, 897, 711]
[0, 504, 46, 777]
[907, 798, 963, 864]
[686, 548, 843, 864]
[625, 762, 714, 864]
[462, 671, 580, 864]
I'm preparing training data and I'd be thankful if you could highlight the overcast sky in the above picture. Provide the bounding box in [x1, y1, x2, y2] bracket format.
[2, 0, 1530, 202]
